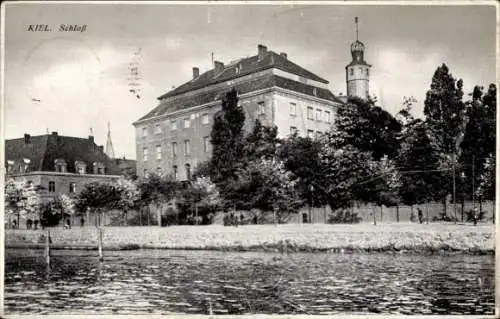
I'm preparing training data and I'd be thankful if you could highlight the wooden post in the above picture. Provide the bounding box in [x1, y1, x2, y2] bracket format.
[396, 205, 400, 223]
[44, 230, 50, 267]
[98, 227, 103, 262]
[380, 205, 383, 223]
[426, 203, 429, 224]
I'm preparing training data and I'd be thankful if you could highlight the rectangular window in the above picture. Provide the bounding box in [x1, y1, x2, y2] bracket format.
[316, 109, 322, 121]
[172, 142, 177, 157]
[258, 102, 265, 115]
[290, 126, 297, 135]
[184, 140, 190, 156]
[203, 136, 210, 153]
[171, 120, 177, 131]
[325, 111, 331, 123]
[48, 181, 55, 192]
[289, 102, 297, 116]
[77, 165, 85, 175]
[143, 147, 149, 161]
[307, 106, 314, 120]
[156, 145, 162, 160]
[307, 130, 314, 139]
[184, 118, 190, 129]
[154, 124, 162, 135]
[97, 167, 105, 175]
[69, 182, 76, 193]
[142, 127, 148, 138]
[173, 165, 178, 180]
[202, 113, 209, 125]
[185, 164, 191, 180]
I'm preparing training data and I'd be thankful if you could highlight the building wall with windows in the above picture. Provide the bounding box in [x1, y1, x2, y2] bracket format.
[134, 45, 344, 180]
[5, 132, 121, 206]
[8, 171, 120, 204]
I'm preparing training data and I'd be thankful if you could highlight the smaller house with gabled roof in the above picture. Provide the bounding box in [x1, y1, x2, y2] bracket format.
[4, 131, 122, 227]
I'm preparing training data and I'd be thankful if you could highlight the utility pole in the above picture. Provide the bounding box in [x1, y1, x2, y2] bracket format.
[472, 155, 475, 211]
[453, 152, 457, 223]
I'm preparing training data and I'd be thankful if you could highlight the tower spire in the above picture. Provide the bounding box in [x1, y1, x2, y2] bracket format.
[105, 121, 115, 159]
[355, 17, 359, 41]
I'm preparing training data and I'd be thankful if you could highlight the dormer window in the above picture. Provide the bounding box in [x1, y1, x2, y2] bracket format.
[93, 162, 105, 175]
[75, 161, 87, 175]
[20, 158, 31, 174]
[54, 158, 67, 173]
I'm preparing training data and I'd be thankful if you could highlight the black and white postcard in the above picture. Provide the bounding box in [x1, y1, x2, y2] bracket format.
[1, 1, 497, 318]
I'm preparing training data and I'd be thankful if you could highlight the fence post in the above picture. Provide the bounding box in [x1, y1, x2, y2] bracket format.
[98, 227, 103, 262]
[44, 229, 50, 267]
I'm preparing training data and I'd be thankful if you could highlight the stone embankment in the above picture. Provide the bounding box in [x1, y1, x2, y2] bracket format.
[5, 223, 494, 254]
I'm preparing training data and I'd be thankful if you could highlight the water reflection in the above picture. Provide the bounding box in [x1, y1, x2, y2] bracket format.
[4, 249, 495, 315]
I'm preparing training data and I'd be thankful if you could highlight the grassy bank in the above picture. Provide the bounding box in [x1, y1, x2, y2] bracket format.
[5, 223, 495, 254]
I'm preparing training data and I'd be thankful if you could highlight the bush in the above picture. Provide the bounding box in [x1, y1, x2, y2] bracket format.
[328, 209, 362, 224]
[465, 209, 486, 223]
[432, 214, 459, 222]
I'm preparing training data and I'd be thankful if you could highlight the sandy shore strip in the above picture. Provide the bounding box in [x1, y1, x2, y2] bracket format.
[5, 223, 494, 254]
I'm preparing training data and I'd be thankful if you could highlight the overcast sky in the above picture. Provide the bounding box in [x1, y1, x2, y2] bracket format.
[3, 3, 496, 160]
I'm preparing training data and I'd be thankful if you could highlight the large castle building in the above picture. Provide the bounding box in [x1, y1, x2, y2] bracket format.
[134, 25, 370, 180]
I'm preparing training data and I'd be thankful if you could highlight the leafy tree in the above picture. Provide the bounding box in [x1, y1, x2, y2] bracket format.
[5, 178, 40, 227]
[112, 177, 141, 226]
[225, 158, 302, 223]
[396, 121, 444, 213]
[76, 181, 120, 226]
[177, 176, 221, 224]
[51, 194, 76, 227]
[319, 143, 374, 212]
[209, 89, 245, 183]
[277, 134, 327, 207]
[458, 84, 496, 203]
[137, 173, 178, 226]
[330, 97, 401, 160]
[243, 119, 279, 162]
[424, 64, 466, 155]
[423, 64, 466, 216]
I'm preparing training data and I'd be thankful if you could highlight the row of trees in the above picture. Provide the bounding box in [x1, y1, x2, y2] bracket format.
[5, 64, 495, 226]
[4, 173, 221, 228]
[193, 64, 495, 223]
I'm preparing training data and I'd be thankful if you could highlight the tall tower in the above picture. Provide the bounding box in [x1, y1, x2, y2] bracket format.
[346, 17, 371, 100]
[105, 121, 115, 159]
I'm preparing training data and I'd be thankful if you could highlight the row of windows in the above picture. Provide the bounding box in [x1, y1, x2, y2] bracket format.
[289, 127, 323, 139]
[305, 105, 331, 123]
[46, 181, 77, 193]
[143, 137, 210, 162]
[349, 67, 369, 76]
[144, 163, 191, 181]
[142, 114, 210, 138]
[7, 159, 104, 175]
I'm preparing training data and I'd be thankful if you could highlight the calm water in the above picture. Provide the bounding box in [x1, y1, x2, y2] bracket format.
[4, 249, 495, 315]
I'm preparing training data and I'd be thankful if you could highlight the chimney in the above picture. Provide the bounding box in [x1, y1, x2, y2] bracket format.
[214, 61, 224, 75]
[192, 67, 199, 79]
[258, 44, 267, 61]
[89, 135, 94, 143]
[280, 52, 287, 59]
[24, 133, 31, 144]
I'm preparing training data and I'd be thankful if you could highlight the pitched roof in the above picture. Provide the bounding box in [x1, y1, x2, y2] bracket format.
[157, 50, 329, 100]
[5, 133, 121, 175]
[136, 74, 343, 123]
